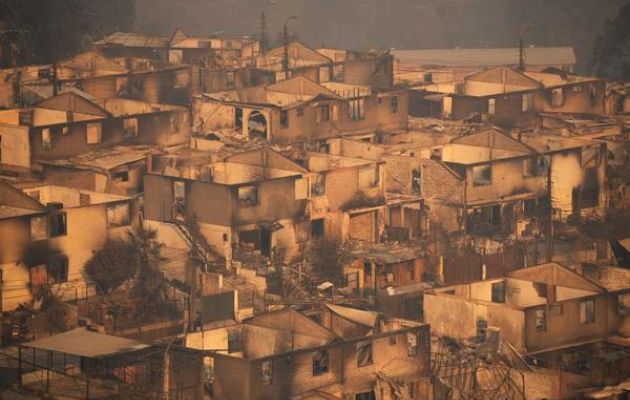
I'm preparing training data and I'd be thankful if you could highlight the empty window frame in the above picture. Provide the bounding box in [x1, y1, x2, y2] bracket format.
[349, 98, 365, 120]
[523, 157, 537, 177]
[572, 85, 584, 94]
[172, 180, 185, 199]
[359, 165, 379, 188]
[391, 95, 400, 114]
[491, 281, 505, 303]
[107, 203, 131, 227]
[280, 110, 289, 129]
[50, 212, 67, 237]
[30, 216, 47, 240]
[618, 293, 630, 317]
[406, 331, 418, 356]
[551, 88, 564, 107]
[112, 171, 130, 183]
[356, 341, 373, 368]
[297, 106, 304, 117]
[123, 118, 138, 137]
[48, 255, 69, 284]
[42, 128, 52, 150]
[227, 328, 243, 353]
[86, 123, 102, 144]
[312, 350, 329, 376]
[487, 98, 496, 115]
[317, 105, 331, 122]
[522, 93, 534, 112]
[238, 185, 258, 206]
[472, 165, 492, 186]
[19, 111, 33, 126]
[581, 146, 599, 168]
[355, 391, 376, 400]
[261, 360, 273, 385]
[412, 169, 421, 195]
[579, 299, 595, 324]
[535, 309, 546, 332]
[170, 113, 182, 134]
[310, 174, 325, 197]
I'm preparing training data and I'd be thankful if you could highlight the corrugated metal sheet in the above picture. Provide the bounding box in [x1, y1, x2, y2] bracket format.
[393, 47, 576, 68]
[22, 328, 150, 358]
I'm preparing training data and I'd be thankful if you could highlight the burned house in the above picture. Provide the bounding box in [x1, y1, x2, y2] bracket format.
[410, 67, 606, 129]
[1, 51, 194, 108]
[144, 147, 308, 260]
[0, 90, 189, 185]
[193, 76, 407, 143]
[403, 129, 549, 239]
[36, 145, 154, 196]
[280, 149, 387, 244]
[95, 28, 260, 67]
[520, 133, 608, 223]
[424, 262, 630, 363]
[185, 306, 432, 400]
[144, 146, 387, 261]
[393, 46, 577, 86]
[343, 242, 428, 294]
[255, 41, 394, 89]
[0, 181, 134, 311]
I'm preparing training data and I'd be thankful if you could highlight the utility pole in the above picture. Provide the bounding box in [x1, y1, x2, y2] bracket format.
[545, 157, 554, 262]
[282, 16, 298, 76]
[518, 37, 524, 71]
[260, 12, 269, 53]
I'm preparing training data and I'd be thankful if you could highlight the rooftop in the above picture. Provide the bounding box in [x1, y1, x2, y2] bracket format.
[202, 76, 340, 109]
[36, 145, 155, 172]
[22, 328, 150, 358]
[392, 47, 576, 68]
[21, 185, 131, 208]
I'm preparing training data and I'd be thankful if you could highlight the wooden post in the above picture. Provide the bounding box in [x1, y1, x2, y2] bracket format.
[18, 346, 22, 388]
[46, 351, 51, 395]
[86, 373, 90, 400]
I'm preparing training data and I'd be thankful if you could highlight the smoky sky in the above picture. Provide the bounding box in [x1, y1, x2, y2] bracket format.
[134, 0, 627, 70]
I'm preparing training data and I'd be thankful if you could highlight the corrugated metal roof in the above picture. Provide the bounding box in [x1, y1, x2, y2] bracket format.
[96, 32, 168, 48]
[325, 304, 378, 328]
[392, 47, 576, 68]
[22, 328, 150, 358]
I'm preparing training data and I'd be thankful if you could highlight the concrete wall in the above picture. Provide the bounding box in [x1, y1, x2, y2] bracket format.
[0, 123, 31, 168]
[465, 157, 547, 203]
[524, 295, 616, 353]
[244, 326, 430, 400]
[536, 81, 606, 115]
[0, 201, 133, 311]
[30, 111, 189, 161]
[424, 292, 525, 350]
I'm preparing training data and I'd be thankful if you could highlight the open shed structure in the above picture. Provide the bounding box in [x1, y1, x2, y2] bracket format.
[17, 328, 204, 399]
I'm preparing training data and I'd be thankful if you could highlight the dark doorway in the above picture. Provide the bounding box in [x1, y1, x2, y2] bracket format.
[260, 229, 272, 257]
[311, 219, 325, 238]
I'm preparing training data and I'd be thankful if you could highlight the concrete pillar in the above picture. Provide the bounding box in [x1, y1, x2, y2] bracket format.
[241, 108, 251, 139]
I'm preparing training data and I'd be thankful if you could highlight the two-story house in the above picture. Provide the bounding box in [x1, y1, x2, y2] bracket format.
[185, 306, 432, 400]
[0, 90, 189, 192]
[424, 262, 630, 386]
[410, 67, 606, 129]
[193, 76, 407, 144]
[0, 180, 135, 312]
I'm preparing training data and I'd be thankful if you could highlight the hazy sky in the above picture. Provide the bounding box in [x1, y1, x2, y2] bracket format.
[134, 0, 627, 70]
